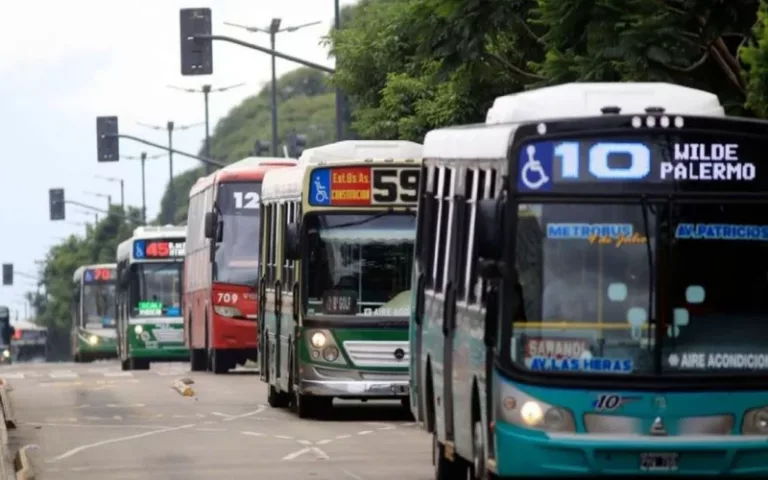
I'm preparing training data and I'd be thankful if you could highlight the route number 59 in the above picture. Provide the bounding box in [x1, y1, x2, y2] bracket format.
[372, 168, 420, 204]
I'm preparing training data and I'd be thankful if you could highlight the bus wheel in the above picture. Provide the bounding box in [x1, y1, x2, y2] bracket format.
[121, 359, 131, 371]
[130, 358, 150, 370]
[210, 349, 230, 374]
[73, 353, 81, 363]
[469, 420, 486, 480]
[268, 385, 289, 409]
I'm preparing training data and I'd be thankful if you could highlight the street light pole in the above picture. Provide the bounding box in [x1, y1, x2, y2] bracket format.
[94, 175, 125, 209]
[121, 152, 165, 225]
[334, 0, 345, 141]
[167, 83, 245, 174]
[223, 20, 321, 157]
[136, 121, 203, 224]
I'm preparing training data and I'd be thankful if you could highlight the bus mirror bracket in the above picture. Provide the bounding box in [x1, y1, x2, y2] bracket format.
[204, 212, 217, 239]
[285, 222, 300, 260]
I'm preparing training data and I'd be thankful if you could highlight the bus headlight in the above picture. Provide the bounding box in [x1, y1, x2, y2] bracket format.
[134, 325, 143, 334]
[323, 346, 339, 362]
[214, 306, 242, 318]
[743, 407, 768, 434]
[310, 332, 327, 348]
[88, 335, 99, 346]
[2, 349, 10, 358]
[495, 376, 575, 433]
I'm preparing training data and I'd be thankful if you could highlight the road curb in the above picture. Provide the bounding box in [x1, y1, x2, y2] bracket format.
[0, 380, 15, 429]
[171, 378, 195, 397]
[13, 446, 35, 480]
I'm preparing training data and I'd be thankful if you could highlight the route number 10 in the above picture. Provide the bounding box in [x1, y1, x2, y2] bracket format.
[554, 142, 651, 180]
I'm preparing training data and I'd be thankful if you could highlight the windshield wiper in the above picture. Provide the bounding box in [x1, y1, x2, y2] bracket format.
[321, 210, 394, 230]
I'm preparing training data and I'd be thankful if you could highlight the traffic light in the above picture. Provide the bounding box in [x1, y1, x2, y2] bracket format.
[180, 8, 213, 76]
[286, 132, 307, 158]
[96, 116, 119, 162]
[1, 264, 12, 286]
[252, 140, 270, 156]
[49, 188, 65, 221]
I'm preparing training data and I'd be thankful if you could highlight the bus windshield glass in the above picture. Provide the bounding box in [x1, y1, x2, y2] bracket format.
[509, 128, 768, 377]
[305, 213, 415, 316]
[214, 181, 261, 285]
[663, 203, 768, 374]
[82, 283, 117, 328]
[131, 263, 182, 317]
[512, 204, 656, 376]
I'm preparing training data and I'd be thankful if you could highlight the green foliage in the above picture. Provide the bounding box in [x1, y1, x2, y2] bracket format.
[28, 206, 143, 360]
[154, 67, 338, 224]
[327, 0, 765, 138]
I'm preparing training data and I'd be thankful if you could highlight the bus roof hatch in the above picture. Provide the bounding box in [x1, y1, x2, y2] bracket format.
[298, 140, 423, 165]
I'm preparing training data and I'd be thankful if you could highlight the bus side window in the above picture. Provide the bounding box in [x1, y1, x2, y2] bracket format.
[467, 170, 489, 303]
[458, 168, 476, 300]
[418, 165, 439, 287]
[283, 202, 296, 291]
[265, 204, 275, 285]
[279, 202, 289, 291]
[433, 167, 453, 293]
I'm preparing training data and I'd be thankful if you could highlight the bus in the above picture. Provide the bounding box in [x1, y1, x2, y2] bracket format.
[412, 81, 768, 478]
[116, 225, 187, 370]
[260, 140, 423, 419]
[71, 263, 117, 362]
[12, 320, 47, 362]
[185, 156, 297, 374]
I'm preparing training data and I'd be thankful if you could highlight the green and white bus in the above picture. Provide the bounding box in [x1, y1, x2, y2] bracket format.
[259, 140, 423, 418]
[116, 225, 187, 370]
[71, 263, 118, 362]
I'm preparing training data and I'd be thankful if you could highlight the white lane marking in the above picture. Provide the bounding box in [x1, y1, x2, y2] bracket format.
[335, 434, 351, 440]
[341, 468, 365, 480]
[275, 435, 294, 440]
[297, 439, 312, 446]
[195, 428, 226, 432]
[282, 446, 329, 461]
[222, 405, 267, 422]
[27, 372, 43, 378]
[155, 371, 185, 376]
[112, 416, 123, 420]
[103, 372, 133, 377]
[3, 373, 24, 380]
[211, 412, 233, 419]
[86, 368, 113, 373]
[48, 423, 195, 462]
[401, 422, 417, 427]
[241, 431, 264, 437]
[316, 439, 333, 445]
[106, 404, 145, 408]
[49, 371, 78, 379]
[29, 423, 173, 429]
[357, 430, 373, 435]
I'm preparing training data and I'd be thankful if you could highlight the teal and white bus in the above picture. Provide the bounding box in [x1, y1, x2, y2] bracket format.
[71, 263, 117, 362]
[411, 82, 768, 477]
[116, 225, 187, 370]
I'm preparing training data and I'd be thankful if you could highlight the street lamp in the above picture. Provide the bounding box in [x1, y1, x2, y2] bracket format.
[83, 191, 111, 211]
[224, 19, 321, 156]
[122, 152, 165, 225]
[136, 121, 203, 223]
[95, 175, 124, 209]
[167, 83, 245, 174]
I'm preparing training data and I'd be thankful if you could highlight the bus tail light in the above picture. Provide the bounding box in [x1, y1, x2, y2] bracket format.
[214, 306, 242, 318]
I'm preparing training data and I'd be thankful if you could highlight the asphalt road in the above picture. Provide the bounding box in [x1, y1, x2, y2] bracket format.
[4, 361, 432, 479]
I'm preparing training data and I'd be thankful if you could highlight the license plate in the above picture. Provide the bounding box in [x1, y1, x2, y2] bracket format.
[640, 452, 678, 472]
[391, 385, 409, 394]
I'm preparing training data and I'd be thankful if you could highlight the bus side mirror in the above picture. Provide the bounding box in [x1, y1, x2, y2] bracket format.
[285, 222, 300, 260]
[204, 212, 217, 239]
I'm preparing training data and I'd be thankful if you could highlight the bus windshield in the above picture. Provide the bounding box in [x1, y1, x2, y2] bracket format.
[512, 204, 656, 376]
[131, 262, 182, 317]
[663, 203, 768, 374]
[82, 283, 117, 328]
[214, 181, 261, 285]
[305, 213, 415, 316]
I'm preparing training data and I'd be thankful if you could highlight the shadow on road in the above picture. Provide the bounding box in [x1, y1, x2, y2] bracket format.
[318, 400, 413, 422]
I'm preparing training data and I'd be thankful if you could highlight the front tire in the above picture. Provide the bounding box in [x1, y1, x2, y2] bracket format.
[433, 433, 467, 479]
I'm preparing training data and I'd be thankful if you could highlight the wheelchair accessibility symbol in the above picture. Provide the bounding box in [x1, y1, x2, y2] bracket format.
[314, 178, 329, 203]
[520, 144, 551, 190]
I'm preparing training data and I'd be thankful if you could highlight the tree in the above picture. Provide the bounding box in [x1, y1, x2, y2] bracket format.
[154, 67, 339, 224]
[28, 206, 143, 360]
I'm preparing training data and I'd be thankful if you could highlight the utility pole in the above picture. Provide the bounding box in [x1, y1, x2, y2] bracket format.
[95, 175, 125, 209]
[167, 83, 245, 174]
[334, 0, 345, 141]
[121, 152, 166, 225]
[83, 191, 111, 211]
[137, 121, 203, 223]
[223, 19, 321, 156]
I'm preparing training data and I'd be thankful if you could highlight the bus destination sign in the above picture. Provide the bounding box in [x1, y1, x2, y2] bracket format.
[309, 166, 420, 207]
[84, 268, 115, 283]
[133, 240, 185, 259]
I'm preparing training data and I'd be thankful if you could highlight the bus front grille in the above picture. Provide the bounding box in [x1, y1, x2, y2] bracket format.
[152, 329, 183, 343]
[342, 341, 409, 368]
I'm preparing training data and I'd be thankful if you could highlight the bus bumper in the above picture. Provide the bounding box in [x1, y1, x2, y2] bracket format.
[299, 378, 410, 398]
[129, 346, 189, 360]
[493, 420, 768, 477]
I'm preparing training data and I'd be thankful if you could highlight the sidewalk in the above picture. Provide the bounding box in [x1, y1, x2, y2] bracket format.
[0, 378, 32, 480]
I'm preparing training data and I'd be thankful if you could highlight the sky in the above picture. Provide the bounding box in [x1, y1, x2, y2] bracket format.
[0, 0, 357, 317]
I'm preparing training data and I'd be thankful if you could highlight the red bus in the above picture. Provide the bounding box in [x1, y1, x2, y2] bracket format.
[184, 156, 297, 373]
